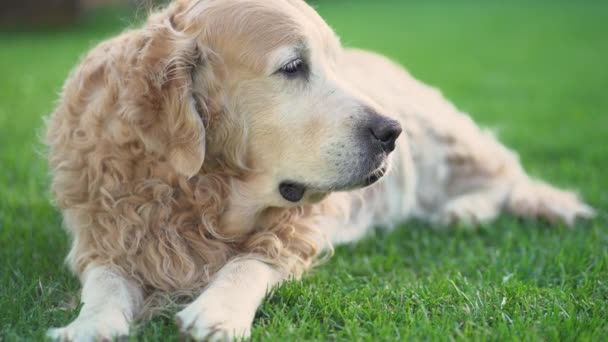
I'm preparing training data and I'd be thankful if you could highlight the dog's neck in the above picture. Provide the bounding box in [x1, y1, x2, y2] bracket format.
[218, 176, 273, 236]
[217, 174, 323, 238]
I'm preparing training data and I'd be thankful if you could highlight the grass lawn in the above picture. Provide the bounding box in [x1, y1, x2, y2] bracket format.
[1, 1, 607, 340]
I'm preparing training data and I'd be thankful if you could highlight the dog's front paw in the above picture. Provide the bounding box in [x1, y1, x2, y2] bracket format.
[175, 295, 253, 341]
[46, 309, 129, 342]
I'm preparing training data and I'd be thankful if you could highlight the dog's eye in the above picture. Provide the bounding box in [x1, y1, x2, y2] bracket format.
[280, 59, 306, 77]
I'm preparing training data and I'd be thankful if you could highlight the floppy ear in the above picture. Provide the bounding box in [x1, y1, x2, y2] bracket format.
[124, 18, 216, 178]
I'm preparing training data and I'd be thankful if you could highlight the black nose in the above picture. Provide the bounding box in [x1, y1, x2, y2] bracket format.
[368, 116, 402, 153]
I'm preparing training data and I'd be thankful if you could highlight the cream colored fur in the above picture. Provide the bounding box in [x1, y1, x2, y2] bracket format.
[46, 0, 594, 340]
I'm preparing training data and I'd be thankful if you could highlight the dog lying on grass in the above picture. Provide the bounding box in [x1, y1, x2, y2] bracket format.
[45, 0, 594, 340]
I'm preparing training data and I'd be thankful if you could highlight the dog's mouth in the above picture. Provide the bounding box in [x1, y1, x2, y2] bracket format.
[363, 165, 387, 186]
[279, 165, 388, 203]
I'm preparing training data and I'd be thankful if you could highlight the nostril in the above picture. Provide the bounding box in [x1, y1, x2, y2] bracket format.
[382, 125, 402, 144]
[371, 128, 395, 143]
[369, 127, 380, 141]
[369, 120, 402, 152]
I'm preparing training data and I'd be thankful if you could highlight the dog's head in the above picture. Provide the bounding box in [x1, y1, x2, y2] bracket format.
[123, 0, 401, 225]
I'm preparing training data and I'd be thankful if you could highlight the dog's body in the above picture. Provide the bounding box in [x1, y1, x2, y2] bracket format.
[46, 1, 593, 340]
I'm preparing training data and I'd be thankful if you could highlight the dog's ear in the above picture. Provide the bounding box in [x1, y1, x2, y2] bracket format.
[125, 17, 219, 178]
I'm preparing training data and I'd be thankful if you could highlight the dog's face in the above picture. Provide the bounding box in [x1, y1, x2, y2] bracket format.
[175, 0, 401, 208]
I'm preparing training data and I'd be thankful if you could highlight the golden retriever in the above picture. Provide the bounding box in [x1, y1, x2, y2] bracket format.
[45, 0, 594, 340]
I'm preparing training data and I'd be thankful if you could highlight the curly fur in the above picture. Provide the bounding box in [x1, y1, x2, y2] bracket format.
[46, 1, 323, 304]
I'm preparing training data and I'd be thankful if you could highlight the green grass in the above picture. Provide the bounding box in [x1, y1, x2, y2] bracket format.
[1, 1, 607, 340]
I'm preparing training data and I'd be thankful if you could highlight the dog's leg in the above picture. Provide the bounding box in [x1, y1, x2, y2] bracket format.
[176, 258, 284, 341]
[430, 136, 595, 226]
[47, 265, 143, 341]
[432, 183, 509, 225]
[435, 177, 595, 226]
[415, 114, 595, 226]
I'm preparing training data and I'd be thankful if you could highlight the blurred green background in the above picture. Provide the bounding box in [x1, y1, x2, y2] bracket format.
[1, 0, 607, 340]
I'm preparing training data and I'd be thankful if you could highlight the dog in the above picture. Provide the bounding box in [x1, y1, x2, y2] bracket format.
[45, 0, 595, 340]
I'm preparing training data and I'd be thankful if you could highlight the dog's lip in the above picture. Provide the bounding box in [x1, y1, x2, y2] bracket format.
[279, 165, 388, 202]
[363, 165, 387, 186]
[332, 164, 388, 190]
